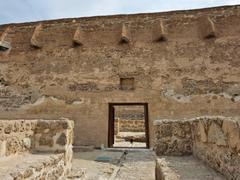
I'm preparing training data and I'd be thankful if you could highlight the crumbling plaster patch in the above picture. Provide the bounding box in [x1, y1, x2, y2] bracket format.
[163, 88, 240, 103]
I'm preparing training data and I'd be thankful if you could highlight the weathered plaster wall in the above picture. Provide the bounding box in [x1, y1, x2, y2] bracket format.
[154, 116, 240, 179]
[0, 5, 240, 147]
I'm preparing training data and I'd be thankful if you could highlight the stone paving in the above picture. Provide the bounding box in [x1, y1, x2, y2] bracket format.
[161, 156, 226, 180]
[69, 149, 155, 180]
[69, 149, 227, 180]
[115, 150, 155, 180]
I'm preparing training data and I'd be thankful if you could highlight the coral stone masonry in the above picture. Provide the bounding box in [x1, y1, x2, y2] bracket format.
[0, 119, 74, 179]
[0, 4, 240, 180]
[154, 116, 240, 179]
[0, 5, 240, 148]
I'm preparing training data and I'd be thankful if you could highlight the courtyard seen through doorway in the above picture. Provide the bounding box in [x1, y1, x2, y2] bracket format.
[108, 103, 149, 148]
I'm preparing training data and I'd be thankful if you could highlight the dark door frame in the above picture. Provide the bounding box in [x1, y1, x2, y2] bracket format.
[108, 102, 150, 148]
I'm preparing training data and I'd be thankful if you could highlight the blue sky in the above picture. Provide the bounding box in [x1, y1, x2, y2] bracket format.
[0, 0, 240, 24]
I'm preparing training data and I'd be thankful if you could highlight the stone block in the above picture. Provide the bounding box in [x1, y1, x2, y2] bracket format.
[222, 120, 240, 150]
[0, 41, 11, 50]
[39, 134, 54, 147]
[0, 141, 6, 157]
[4, 124, 12, 134]
[198, 121, 207, 143]
[155, 158, 180, 180]
[56, 133, 67, 146]
[120, 23, 131, 43]
[23, 137, 31, 149]
[73, 25, 84, 46]
[207, 122, 227, 146]
[154, 20, 167, 42]
[198, 16, 216, 39]
[30, 23, 44, 48]
[0, 27, 11, 51]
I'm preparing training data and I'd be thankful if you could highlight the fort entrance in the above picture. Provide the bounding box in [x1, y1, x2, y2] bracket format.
[0, 4, 239, 179]
[108, 103, 149, 148]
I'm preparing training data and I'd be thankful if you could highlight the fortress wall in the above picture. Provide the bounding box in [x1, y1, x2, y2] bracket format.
[0, 5, 239, 147]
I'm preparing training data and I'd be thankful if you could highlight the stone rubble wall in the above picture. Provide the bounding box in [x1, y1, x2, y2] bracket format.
[153, 119, 193, 155]
[33, 119, 74, 171]
[0, 120, 35, 157]
[154, 116, 240, 180]
[0, 119, 74, 179]
[192, 117, 240, 180]
[114, 119, 145, 134]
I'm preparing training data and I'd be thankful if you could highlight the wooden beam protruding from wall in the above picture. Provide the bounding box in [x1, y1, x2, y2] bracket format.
[120, 23, 131, 43]
[155, 20, 167, 42]
[199, 16, 216, 39]
[73, 25, 84, 46]
[0, 27, 11, 50]
[30, 23, 44, 48]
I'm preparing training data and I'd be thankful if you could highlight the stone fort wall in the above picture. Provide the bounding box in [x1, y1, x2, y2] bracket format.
[0, 119, 74, 179]
[0, 5, 240, 147]
[154, 116, 240, 179]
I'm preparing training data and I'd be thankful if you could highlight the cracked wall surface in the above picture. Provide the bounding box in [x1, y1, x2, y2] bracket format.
[0, 5, 240, 147]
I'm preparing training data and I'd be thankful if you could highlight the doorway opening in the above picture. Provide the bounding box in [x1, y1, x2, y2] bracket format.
[108, 103, 149, 148]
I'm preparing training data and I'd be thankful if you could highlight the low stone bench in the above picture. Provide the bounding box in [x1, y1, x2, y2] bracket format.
[0, 119, 74, 180]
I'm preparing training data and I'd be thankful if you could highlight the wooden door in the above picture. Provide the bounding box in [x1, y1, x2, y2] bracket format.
[144, 103, 150, 148]
[108, 104, 115, 147]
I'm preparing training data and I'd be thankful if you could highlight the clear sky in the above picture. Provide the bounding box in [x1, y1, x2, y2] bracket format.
[0, 0, 240, 24]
